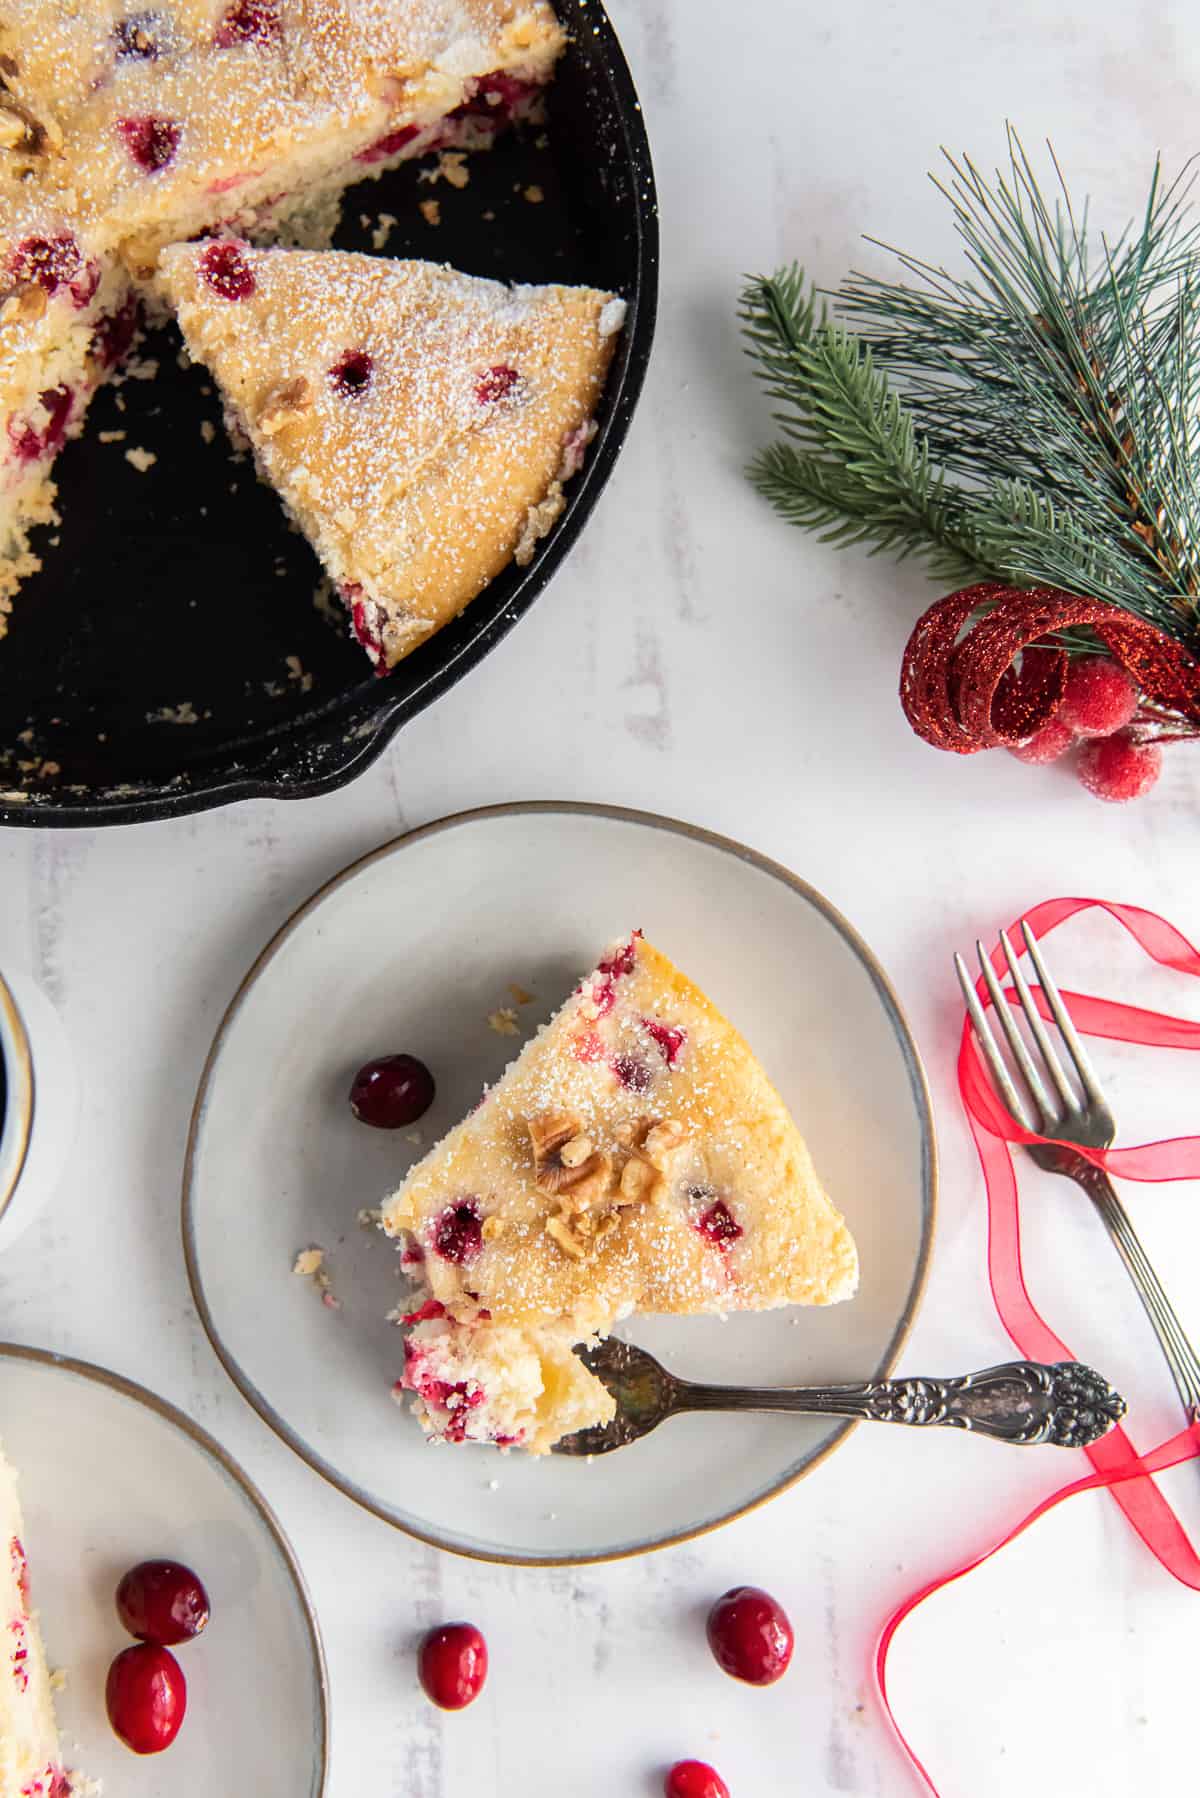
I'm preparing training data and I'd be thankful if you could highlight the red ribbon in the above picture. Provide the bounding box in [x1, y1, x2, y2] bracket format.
[876, 897, 1200, 1792]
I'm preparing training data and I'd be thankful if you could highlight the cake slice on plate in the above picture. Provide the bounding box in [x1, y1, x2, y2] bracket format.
[0, 1440, 80, 1798]
[156, 244, 624, 669]
[382, 932, 858, 1452]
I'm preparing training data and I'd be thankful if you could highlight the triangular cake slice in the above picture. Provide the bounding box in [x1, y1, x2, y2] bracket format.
[0, 1441, 77, 1798]
[382, 932, 858, 1452]
[156, 243, 624, 669]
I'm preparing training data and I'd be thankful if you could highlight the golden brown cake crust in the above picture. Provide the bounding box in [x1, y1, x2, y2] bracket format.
[383, 934, 860, 1334]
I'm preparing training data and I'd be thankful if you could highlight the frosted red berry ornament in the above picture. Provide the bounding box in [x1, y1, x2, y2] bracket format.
[1058, 656, 1139, 736]
[1007, 717, 1075, 765]
[1077, 730, 1163, 802]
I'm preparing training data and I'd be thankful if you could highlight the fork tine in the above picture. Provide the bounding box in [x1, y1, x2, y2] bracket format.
[1020, 922, 1108, 1109]
[974, 940, 1061, 1128]
[954, 952, 1036, 1131]
[999, 928, 1077, 1116]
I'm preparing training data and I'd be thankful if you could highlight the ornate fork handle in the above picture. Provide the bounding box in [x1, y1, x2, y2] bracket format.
[679, 1360, 1125, 1447]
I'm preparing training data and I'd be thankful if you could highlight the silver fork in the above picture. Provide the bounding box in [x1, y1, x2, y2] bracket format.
[956, 921, 1200, 1430]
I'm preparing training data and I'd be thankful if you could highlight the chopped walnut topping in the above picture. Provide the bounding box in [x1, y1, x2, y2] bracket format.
[487, 1006, 520, 1036]
[643, 1118, 687, 1163]
[258, 375, 311, 436]
[529, 1109, 612, 1202]
[545, 1214, 586, 1260]
[619, 1156, 662, 1205]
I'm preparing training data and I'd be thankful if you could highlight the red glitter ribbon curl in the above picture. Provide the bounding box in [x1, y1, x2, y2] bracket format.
[899, 583, 1200, 752]
[877, 898, 1200, 1793]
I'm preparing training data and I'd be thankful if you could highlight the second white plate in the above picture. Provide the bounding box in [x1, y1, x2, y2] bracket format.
[184, 804, 935, 1563]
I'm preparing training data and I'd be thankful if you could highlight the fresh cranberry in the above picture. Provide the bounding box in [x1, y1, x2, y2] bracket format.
[665, 1762, 730, 1798]
[475, 364, 519, 404]
[696, 1199, 743, 1250]
[354, 123, 420, 166]
[214, 0, 281, 47]
[199, 240, 256, 300]
[706, 1586, 793, 1686]
[644, 1019, 686, 1066]
[117, 115, 180, 173]
[418, 1622, 488, 1710]
[328, 349, 373, 397]
[90, 296, 140, 370]
[8, 235, 81, 297]
[349, 1053, 434, 1127]
[611, 1054, 652, 1093]
[105, 1643, 187, 1753]
[115, 1561, 210, 1646]
[432, 1202, 483, 1265]
[114, 12, 164, 58]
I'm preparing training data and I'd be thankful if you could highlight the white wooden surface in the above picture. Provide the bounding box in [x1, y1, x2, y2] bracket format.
[3, 2, 1200, 1791]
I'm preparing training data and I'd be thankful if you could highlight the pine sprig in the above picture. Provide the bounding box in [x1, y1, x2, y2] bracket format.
[741, 133, 1200, 655]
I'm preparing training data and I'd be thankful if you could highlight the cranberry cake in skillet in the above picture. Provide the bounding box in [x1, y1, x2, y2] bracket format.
[157, 244, 623, 667]
[0, 0, 565, 624]
[382, 933, 859, 1453]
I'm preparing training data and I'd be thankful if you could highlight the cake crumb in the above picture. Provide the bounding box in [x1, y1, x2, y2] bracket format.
[523, 184, 544, 205]
[200, 420, 216, 444]
[405, 1130, 424, 1147]
[16, 728, 33, 746]
[146, 701, 199, 725]
[488, 1007, 520, 1037]
[357, 1206, 383, 1229]
[98, 429, 127, 444]
[418, 198, 441, 227]
[508, 983, 534, 1006]
[482, 209, 495, 221]
[370, 211, 398, 250]
[420, 150, 469, 189]
[487, 1478, 499, 1491]
[124, 446, 157, 473]
[293, 1245, 340, 1308]
[48, 1667, 65, 1693]
[124, 355, 159, 382]
[285, 654, 314, 693]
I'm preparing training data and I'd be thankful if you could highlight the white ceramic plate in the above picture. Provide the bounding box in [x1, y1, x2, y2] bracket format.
[184, 804, 935, 1564]
[0, 1345, 327, 1793]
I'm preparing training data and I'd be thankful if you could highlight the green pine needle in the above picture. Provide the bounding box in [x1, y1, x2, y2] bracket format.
[741, 131, 1200, 654]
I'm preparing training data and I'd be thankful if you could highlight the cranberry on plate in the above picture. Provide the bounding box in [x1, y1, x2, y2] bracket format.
[349, 1053, 435, 1128]
[106, 1642, 187, 1754]
[418, 1621, 488, 1710]
[665, 1760, 730, 1798]
[706, 1585, 794, 1686]
[116, 1558, 210, 1645]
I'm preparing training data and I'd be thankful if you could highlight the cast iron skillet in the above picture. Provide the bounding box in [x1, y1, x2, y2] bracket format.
[0, 0, 657, 827]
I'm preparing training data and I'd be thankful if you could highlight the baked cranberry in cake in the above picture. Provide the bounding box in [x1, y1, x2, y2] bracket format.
[0, 1441, 82, 1792]
[328, 350, 373, 397]
[198, 241, 256, 301]
[214, 0, 281, 48]
[475, 363, 519, 403]
[696, 1198, 743, 1249]
[432, 1202, 483, 1266]
[116, 116, 181, 174]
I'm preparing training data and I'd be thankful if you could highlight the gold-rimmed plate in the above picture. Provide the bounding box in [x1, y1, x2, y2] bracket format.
[184, 803, 936, 1564]
[0, 1344, 328, 1794]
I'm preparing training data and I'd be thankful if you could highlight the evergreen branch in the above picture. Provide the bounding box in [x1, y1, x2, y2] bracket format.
[741, 136, 1200, 655]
